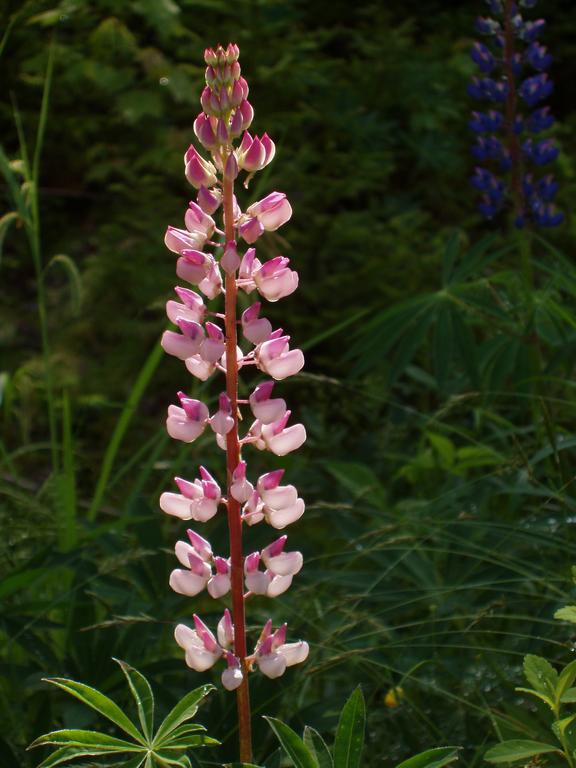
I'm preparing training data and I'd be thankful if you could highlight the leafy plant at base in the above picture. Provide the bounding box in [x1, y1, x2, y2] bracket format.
[28, 659, 218, 768]
[266, 687, 460, 768]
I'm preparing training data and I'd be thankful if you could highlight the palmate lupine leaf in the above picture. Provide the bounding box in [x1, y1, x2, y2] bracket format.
[29, 662, 217, 768]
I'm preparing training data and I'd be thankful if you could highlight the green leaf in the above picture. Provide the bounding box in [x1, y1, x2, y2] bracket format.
[160, 735, 219, 749]
[561, 688, 576, 704]
[485, 740, 560, 764]
[0, 211, 18, 265]
[515, 687, 554, 710]
[303, 726, 333, 768]
[153, 684, 214, 745]
[441, 231, 461, 287]
[45, 678, 145, 744]
[224, 764, 267, 768]
[161, 724, 206, 741]
[45, 254, 84, 316]
[120, 757, 148, 768]
[114, 659, 155, 741]
[34, 745, 140, 768]
[395, 746, 460, 768]
[523, 655, 558, 699]
[556, 660, 576, 705]
[333, 687, 365, 768]
[265, 717, 317, 768]
[30, 729, 142, 751]
[555, 606, 576, 624]
[432, 303, 453, 391]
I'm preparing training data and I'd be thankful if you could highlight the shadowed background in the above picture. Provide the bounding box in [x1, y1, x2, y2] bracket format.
[2, 0, 576, 766]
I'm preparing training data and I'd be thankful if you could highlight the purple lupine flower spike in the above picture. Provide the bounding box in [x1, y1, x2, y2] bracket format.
[468, 0, 563, 227]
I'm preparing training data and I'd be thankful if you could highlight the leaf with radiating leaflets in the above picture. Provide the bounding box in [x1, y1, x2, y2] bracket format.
[265, 717, 317, 768]
[333, 687, 365, 768]
[485, 740, 560, 764]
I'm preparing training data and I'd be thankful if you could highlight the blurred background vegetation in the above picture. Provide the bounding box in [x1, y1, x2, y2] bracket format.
[2, 0, 576, 766]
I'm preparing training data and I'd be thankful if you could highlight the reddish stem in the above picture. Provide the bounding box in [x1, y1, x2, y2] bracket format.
[503, 0, 525, 218]
[223, 165, 253, 763]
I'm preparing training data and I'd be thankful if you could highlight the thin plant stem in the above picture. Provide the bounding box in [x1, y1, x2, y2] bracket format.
[28, 37, 59, 471]
[223, 165, 253, 762]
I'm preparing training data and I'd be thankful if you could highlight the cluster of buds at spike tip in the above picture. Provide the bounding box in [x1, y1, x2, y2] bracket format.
[160, 41, 308, 715]
[468, 0, 563, 227]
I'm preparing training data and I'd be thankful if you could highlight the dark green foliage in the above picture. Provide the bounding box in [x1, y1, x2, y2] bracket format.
[2, 1, 576, 768]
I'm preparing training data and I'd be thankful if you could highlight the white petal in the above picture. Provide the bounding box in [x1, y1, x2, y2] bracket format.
[166, 417, 205, 443]
[169, 569, 209, 596]
[258, 652, 287, 679]
[185, 356, 215, 381]
[260, 484, 298, 508]
[265, 498, 305, 529]
[266, 573, 293, 597]
[175, 540, 195, 566]
[264, 551, 303, 576]
[184, 647, 221, 672]
[245, 571, 271, 595]
[250, 398, 286, 425]
[265, 424, 307, 456]
[222, 666, 243, 690]
[207, 574, 231, 599]
[160, 492, 193, 520]
[174, 624, 201, 651]
[279, 640, 309, 667]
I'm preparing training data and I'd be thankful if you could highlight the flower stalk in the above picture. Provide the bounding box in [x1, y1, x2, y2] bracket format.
[222, 169, 252, 760]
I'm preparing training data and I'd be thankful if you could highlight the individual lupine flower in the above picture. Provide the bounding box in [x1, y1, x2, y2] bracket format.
[235, 132, 276, 172]
[176, 251, 223, 299]
[238, 192, 292, 243]
[241, 302, 272, 344]
[166, 287, 206, 326]
[175, 617, 223, 672]
[161, 318, 204, 361]
[230, 460, 254, 503]
[221, 240, 241, 274]
[165, 202, 216, 253]
[246, 411, 306, 457]
[222, 652, 243, 691]
[197, 185, 222, 215]
[255, 336, 305, 380]
[166, 393, 209, 443]
[185, 145, 218, 189]
[468, 0, 562, 227]
[210, 393, 235, 436]
[253, 257, 299, 302]
[243, 470, 305, 529]
[249, 381, 286, 424]
[170, 545, 211, 596]
[160, 469, 221, 521]
[253, 621, 309, 679]
[244, 550, 296, 597]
